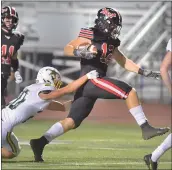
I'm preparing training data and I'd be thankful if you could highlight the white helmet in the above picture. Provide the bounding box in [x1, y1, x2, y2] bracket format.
[36, 66, 62, 88]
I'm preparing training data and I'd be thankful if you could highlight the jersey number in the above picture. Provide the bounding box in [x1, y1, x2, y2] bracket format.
[100, 43, 114, 64]
[1, 45, 15, 64]
[8, 89, 29, 110]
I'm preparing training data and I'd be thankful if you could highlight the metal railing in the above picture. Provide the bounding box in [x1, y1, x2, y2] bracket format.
[123, 30, 169, 82]
[126, 3, 169, 51]
[120, 1, 162, 48]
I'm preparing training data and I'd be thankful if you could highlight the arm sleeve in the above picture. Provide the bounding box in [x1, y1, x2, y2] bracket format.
[78, 28, 93, 40]
[113, 38, 121, 48]
[166, 38, 171, 52]
[39, 84, 55, 94]
[11, 58, 19, 72]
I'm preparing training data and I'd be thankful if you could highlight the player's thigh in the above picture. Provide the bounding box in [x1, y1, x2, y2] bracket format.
[67, 96, 96, 128]
[83, 77, 132, 99]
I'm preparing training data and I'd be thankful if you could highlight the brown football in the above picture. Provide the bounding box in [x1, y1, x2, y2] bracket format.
[78, 43, 97, 54]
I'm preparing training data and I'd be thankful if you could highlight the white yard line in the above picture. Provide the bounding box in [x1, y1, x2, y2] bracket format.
[19, 140, 152, 150]
[79, 146, 128, 150]
[19, 140, 72, 145]
[2, 161, 171, 168]
[19, 138, 144, 145]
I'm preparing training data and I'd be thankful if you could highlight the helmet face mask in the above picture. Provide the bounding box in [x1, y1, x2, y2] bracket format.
[110, 23, 122, 39]
[95, 7, 122, 39]
[36, 67, 62, 89]
[1, 6, 19, 31]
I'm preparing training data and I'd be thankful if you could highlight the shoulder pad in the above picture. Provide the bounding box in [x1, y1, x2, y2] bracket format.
[13, 30, 25, 46]
[13, 30, 24, 38]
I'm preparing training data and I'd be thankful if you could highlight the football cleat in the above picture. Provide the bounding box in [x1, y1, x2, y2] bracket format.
[141, 122, 169, 140]
[30, 139, 45, 162]
[144, 154, 158, 170]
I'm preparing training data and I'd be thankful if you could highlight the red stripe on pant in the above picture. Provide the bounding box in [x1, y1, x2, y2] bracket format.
[97, 78, 126, 95]
[91, 79, 123, 99]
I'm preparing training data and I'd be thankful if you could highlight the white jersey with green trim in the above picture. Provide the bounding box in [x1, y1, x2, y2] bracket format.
[2, 83, 55, 127]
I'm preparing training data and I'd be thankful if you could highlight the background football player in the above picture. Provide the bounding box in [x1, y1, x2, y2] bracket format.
[30, 7, 169, 162]
[144, 39, 172, 170]
[1, 66, 98, 159]
[1, 6, 24, 108]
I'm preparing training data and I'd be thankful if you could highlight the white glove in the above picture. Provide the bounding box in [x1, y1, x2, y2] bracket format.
[86, 70, 99, 79]
[14, 71, 23, 84]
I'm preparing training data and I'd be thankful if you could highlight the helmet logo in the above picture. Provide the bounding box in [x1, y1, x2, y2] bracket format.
[46, 69, 57, 80]
[100, 8, 116, 18]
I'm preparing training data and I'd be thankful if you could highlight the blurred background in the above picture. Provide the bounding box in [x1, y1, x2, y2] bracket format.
[2, 1, 172, 104]
[1, 3, 171, 169]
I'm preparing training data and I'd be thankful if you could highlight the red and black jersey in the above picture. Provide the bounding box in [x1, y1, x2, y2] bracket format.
[78, 27, 120, 77]
[1, 28, 24, 77]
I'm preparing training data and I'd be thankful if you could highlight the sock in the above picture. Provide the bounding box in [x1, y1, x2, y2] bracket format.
[43, 122, 64, 143]
[151, 133, 172, 162]
[129, 105, 147, 126]
[39, 136, 49, 146]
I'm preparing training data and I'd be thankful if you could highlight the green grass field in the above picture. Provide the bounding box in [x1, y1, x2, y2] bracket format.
[2, 120, 171, 169]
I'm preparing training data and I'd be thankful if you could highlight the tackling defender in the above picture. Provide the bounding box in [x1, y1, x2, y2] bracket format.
[1, 6, 24, 108]
[144, 39, 172, 170]
[1, 66, 99, 159]
[30, 7, 169, 162]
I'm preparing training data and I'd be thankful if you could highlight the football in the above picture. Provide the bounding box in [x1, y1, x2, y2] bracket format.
[78, 43, 97, 54]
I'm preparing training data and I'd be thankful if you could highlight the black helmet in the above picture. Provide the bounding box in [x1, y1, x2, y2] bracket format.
[1, 6, 19, 30]
[95, 7, 122, 39]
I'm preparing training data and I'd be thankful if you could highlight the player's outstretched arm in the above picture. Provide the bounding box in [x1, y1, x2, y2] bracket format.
[113, 48, 161, 80]
[39, 70, 99, 100]
[46, 100, 72, 112]
[11, 52, 23, 84]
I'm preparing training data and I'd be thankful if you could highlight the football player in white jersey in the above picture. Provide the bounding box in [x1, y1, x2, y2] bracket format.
[1, 66, 99, 159]
[144, 38, 172, 170]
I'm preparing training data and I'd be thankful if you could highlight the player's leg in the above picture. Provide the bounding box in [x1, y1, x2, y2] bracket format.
[2, 132, 21, 159]
[84, 77, 169, 140]
[30, 94, 96, 162]
[125, 86, 169, 140]
[144, 133, 172, 170]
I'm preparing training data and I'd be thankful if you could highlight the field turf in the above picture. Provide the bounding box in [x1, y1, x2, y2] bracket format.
[2, 120, 171, 169]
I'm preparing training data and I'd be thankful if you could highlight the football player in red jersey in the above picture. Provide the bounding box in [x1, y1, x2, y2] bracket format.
[30, 7, 169, 162]
[1, 6, 24, 108]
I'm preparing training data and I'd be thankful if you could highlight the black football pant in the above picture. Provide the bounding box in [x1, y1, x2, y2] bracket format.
[67, 77, 132, 128]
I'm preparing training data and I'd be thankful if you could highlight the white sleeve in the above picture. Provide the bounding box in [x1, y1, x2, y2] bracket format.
[166, 38, 172, 52]
[39, 84, 55, 93]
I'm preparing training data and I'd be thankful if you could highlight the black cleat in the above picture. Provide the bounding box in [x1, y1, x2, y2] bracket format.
[144, 154, 158, 170]
[30, 139, 45, 162]
[141, 122, 169, 140]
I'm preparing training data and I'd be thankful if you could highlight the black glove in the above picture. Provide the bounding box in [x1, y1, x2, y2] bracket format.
[73, 45, 96, 60]
[138, 68, 161, 80]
